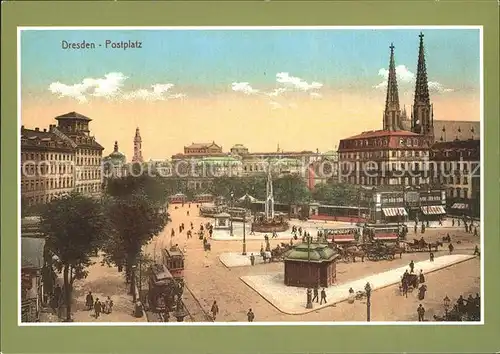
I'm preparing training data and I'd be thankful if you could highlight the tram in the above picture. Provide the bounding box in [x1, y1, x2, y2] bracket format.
[161, 246, 185, 279]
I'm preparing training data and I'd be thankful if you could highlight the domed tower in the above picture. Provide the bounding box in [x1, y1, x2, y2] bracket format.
[132, 127, 144, 163]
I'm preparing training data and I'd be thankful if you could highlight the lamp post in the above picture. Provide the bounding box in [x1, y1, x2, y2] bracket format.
[365, 282, 372, 322]
[242, 213, 247, 255]
[230, 192, 234, 236]
[443, 295, 451, 320]
[305, 235, 313, 309]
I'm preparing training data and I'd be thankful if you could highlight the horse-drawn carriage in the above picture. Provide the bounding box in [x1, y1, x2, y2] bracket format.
[403, 238, 443, 253]
[262, 243, 292, 263]
[364, 242, 396, 261]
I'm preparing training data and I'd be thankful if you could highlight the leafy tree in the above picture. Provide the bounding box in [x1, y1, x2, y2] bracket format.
[106, 175, 169, 207]
[39, 192, 108, 321]
[273, 174, 311, 216]
[102, 193, 168, 299]
[312, 183, 361, 206]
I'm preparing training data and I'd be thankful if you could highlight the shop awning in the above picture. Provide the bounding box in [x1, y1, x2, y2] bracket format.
[451, 203, 468, 210]
[382, 208, 408, 217]
[331, 234, 356, 242]
[421, 205, 446, 215]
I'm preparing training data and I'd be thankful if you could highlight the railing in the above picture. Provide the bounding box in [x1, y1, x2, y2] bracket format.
[21, 298, 38, 322]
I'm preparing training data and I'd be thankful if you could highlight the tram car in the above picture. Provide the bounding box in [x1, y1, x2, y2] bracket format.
[226, 207, 252, 221]
[366, 224, 401, 242]
[147, 264, 176, 313]
[194, 193, 215, 204]
[323, 227, 361, 245]
[161, 246, 185, 279]
[169, 193, 188, 204]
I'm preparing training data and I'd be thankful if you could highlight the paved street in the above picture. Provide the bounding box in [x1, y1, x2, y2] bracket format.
[141, 204, 481, 322]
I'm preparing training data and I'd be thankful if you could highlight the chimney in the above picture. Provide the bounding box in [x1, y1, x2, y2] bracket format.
[35, 127, 39, 131]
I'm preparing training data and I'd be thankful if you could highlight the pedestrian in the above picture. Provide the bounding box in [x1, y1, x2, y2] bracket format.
[187, 211, 190, 217]
[417, 304, 425, 321]
[189, 203, 191, 208]
[105, 296, 113, 314]
[85, 291, 94, 310]
[473, 245, 480, 256]
[448, 243, 454, 254]
[171, 229, 175, 237]
[312, 286, 319, 303]
[452, 218, 455, 227]
[250, 253, 255, 266]
[94, 298, 102, 318]
[429, 252, 434, 262]
[191, 222, 194, 229]
[247, 308, 255, 322]
[419, 270, 425, 284]
[320, 288, 327, 305]
[211, 300, 219, 321]
[409, 260, 415, 273]
[474, 227, 478, 237]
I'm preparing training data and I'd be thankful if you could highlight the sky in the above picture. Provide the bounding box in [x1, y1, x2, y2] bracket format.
[20, 28, 481, 159]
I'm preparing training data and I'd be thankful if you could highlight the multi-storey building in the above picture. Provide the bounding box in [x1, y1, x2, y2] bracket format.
[53, 112, 104, 196]
[338, 42, 432, 188]
[307, 150, 339, 189]
[20, 127, 75, 206]
[20, 111, 103, 207]
[429, 139, 480, 216]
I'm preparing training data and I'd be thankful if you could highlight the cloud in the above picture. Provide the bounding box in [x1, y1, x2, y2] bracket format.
[428, 81, 454, 93]
[373, 65, 453, 93]
[49, 73, 187, 102]
[276, 72, 323, 91]
[266, 87, 288, 97]
[231, 82, 259, 95]
[122, 83, 181, 101]
[49, 72, 128, 103]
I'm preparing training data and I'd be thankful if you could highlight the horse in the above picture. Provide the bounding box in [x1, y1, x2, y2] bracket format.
[345, 246, 366, 263]
[427, 240, 443, 252]
[262, 251, 272, 263]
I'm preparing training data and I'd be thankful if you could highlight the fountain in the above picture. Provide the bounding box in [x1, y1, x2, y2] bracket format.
[251, 164, 289, 233]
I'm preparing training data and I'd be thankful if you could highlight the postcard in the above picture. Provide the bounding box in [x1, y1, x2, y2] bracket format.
[18, 26, 482, 326]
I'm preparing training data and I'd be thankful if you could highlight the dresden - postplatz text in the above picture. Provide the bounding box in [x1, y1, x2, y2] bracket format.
[61, 40, 143, 50]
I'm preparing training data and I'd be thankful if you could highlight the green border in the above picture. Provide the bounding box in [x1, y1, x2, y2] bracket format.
[2, 1, 499, 353]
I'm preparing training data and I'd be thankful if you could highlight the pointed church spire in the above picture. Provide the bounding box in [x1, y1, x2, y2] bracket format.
[114, 141, 119, 152]
[132, 127, 143, 163]
[412, 32, 434, 140]
[383, 43, 401, 131]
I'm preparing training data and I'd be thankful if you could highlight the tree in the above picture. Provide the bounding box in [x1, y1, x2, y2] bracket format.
[106, 175, 169, 208]
[273, 174, 311, 216]
[39, 192, 108, 321]
[312, 183, 360, 206]
[102, 193, 168, 299]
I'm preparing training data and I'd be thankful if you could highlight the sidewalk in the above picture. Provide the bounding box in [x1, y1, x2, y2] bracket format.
[240, 254, 476, 315]
[219, 251, 268, 268]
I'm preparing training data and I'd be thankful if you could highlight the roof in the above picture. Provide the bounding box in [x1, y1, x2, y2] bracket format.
[343, 129, 419, 140]
[54, 111, 92, 121]
[185, 142, 220, 149]
[20, 128, 74, 152]
[433, 120, 480, 142]
[284, 243, 339, 262]
[247, 151, 314, 156]
[215, 212, 231, 217]
[431, 139, 480, 150]
[21, 237, 45, 269]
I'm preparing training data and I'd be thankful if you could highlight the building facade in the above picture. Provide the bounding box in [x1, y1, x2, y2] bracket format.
[21, 111, 104, 207]
[21, 127, 76, 206]
[429, 139, 480, 216]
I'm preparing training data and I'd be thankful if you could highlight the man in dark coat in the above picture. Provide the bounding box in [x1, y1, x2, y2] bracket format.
[85, 291, 94, 310]
[312, 286, 319, 303]
[417, 304, 425, 321]
[409, 260, 415, 273]
[320, 288, 327, 305]
[247, 308, 255, 322]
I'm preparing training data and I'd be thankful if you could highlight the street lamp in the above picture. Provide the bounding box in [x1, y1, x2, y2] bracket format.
[242, 213, 247, 255]
[443, 295, 451, 320]
[365, 282, 372, 322]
